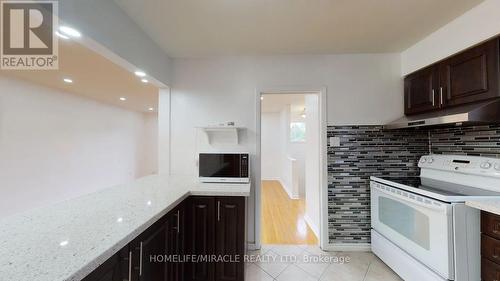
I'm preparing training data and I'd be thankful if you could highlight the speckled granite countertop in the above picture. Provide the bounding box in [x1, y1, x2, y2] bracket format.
[0, 175, 250, 281]
[466, 200, 500, 216]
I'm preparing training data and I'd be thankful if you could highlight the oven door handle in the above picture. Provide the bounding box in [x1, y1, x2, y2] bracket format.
[372, 183, 451, 213]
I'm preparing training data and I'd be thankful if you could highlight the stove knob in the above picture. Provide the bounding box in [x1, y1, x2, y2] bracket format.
[480, 162, 492, 169]
[494, 163, 500, 171]
[420, 158, 427, 163]
[427, 157, 434, 164]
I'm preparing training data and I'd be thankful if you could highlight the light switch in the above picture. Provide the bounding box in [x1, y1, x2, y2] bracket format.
[330, 137, 340, 147]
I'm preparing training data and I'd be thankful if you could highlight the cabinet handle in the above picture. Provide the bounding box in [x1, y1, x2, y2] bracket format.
[440, 87, 443, 106]
[128, 251, 132, 281]
[139, 242, 143, 276]
[432, 89, 435, 106]
[217, 201, 221, 221]
[177, 210, 180, 234]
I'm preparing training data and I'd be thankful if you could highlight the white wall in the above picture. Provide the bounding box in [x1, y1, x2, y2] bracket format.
[261, 112, 283, 180]
[261, 108, 306, 198]
[170, 54, 402, 245]
[304, 94, 320, 237]
[401, 0, 500, 75]
[0, 76, 157, 218]
[138, 113, 159, 176]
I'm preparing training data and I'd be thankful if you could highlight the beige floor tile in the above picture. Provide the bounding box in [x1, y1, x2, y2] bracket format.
[268, 244, 305, 257]
[320, 259, 370, 281]
[254, 250, 293, 278]
[294, 252, 331, 278]
[276, 264, 318, 281]
[364, 258, 403, 281]
[245, 263, 274, 281]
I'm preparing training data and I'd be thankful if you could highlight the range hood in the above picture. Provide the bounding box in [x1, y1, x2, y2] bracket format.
[385, 99, 500, 129]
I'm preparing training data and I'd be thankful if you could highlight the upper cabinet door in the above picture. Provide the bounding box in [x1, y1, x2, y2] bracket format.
[440, 39, 500, 107]
[404, 66, 439, 115]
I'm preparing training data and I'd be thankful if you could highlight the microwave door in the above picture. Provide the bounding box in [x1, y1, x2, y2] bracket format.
[371, 183, 454, 280]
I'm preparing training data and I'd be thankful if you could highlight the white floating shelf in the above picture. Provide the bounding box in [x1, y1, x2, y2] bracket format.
[197, 126, 245, 144]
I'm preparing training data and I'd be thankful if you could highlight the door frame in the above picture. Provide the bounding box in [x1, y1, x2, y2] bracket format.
[254, 86, 328, 250]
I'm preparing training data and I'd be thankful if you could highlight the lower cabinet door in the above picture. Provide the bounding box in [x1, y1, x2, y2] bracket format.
[482, 258, 500, 281]
[185, 197, 216, 281]
[82, 248, 128, 281]
[131, 219, 168, 281]
[166, 204, 185, 281]
[215, 197, 245, 281]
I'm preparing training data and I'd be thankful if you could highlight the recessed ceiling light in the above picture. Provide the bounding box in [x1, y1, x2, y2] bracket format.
[63, 78, 73, 83]
[117, 217, 123, 223]
[260, 96, 264, 100]
[134, 71, 146, 77]
[119, 97, 126, 101]
[141, 79, 148, 83]
[59, 240, 69, 247]
[148, 107, 154, 111]
[55, 31, 69, 39]
[59, 26, 81, 38]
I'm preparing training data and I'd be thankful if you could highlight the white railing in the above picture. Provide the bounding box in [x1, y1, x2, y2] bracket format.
[282, 156, 300, 199]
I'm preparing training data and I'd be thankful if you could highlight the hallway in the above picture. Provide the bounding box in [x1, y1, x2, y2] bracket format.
[261, 180, 318, 244]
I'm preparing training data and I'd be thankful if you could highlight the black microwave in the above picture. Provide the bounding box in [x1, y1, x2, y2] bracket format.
[198, 153, 250, 183]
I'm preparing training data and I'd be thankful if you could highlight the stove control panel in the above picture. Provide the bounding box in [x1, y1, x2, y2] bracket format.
[419, 155, 500, 178]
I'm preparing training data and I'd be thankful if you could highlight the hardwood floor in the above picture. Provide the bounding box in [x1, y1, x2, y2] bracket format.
[261, 180, 318, 245]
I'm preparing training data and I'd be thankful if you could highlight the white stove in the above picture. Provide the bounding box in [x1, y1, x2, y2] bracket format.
[370, 155, 500, 281]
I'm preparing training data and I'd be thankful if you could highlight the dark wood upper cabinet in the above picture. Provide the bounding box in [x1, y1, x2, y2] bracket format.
[404, 37, 500, 115]
[440, 39, 500, 107]
[215, 197, 245, 281]
[404, 66, 439, 114]
[185, 197, 216, 281]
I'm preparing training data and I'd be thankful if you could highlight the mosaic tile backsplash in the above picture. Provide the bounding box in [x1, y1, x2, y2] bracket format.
[327, 126, 428, 244]
[429, 124, 500, 158]
[327, 124, 500, 244]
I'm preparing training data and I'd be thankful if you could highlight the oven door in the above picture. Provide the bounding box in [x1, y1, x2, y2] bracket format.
[371, 181, 454, 280]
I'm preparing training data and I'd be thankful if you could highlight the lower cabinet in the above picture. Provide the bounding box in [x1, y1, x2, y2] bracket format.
[481, 211, 500, 281]
[185, 197, 245, 281]
[215, 197, 245, 281]
[185, 197, 216, 281]
[82, 247, 129, 281]
[83, 196, 245, 281]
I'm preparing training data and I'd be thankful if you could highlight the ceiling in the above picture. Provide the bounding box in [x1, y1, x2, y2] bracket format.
[261, 94, 306, 119]
[0, 38, 159, 113]
[114, 0, 483, 58]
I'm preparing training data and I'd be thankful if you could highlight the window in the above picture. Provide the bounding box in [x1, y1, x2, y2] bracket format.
[290, 122, 306, 142]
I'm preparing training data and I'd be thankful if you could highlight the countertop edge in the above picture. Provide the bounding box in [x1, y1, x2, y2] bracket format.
[68, 192, 192, 281]
[68, 187, 250, 281]
[466, 200, 500, 216]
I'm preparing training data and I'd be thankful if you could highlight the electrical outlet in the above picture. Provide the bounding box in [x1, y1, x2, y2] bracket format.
[330, 137, 340, 147]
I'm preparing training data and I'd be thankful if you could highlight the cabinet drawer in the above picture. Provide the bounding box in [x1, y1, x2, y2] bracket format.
[483, 234, 500, 265]
[482, 212, 500, 240]
[483, 258, 500, 281]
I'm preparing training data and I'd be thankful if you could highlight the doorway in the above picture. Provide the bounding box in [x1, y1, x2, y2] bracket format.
[257, 91, 325, 247]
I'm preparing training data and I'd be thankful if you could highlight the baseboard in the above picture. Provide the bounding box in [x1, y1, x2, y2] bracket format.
[322, 243, 372, 252]
[278, 179, 300, 200]
[247, 243, 259, 251]
[303, 214, 320, 238]
[262, 178, 300, 199]
[261, 177, 281, 181]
